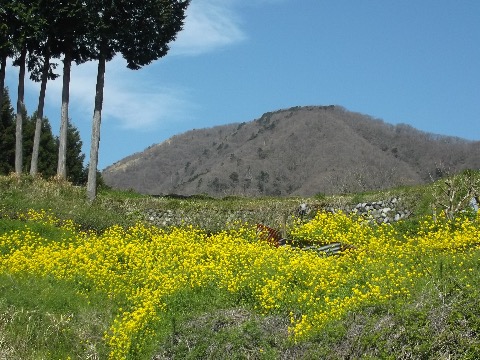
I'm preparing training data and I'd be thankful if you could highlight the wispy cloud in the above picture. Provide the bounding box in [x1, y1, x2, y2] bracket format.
[171, 0, 247, 55]
[101, 60, 193, 131]
[31, 58, 192, 131]
[171, 0, 288, 55]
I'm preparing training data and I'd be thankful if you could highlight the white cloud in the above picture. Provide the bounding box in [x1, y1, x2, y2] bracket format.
[171, 0, 247, 55]
[103, 75, 192, 131]
[66, 58, 193, 131]
[171, 0, 288, 56]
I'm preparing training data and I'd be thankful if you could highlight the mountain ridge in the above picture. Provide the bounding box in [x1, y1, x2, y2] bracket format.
[103, 105, 480, 196]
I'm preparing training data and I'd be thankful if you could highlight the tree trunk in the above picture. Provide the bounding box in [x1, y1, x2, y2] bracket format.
[30, 50, 50, 176]
[57, 48, 72, 179]
[15, 44, 26, 175]
[0, 53, 6, 111]
[87, 47, 106, 202]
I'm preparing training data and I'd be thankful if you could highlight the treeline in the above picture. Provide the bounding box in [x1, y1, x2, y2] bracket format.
[0, 87, 86, 183]
[1, 0, 190, 200]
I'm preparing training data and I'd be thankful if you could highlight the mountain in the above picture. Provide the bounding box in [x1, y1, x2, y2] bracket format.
[102, 106, 480, 197]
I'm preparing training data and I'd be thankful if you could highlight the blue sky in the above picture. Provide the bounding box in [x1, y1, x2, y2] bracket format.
[4, 0, 480, 170]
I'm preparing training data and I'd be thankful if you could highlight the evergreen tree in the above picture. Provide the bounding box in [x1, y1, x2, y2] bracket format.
[66, 121, 86, 185]
[0, 86, 86, 180]
[24, 115, 85, 182]
[22, 111, 57, 177]
[0, 87, 15, 174]
[36, 117, 57, 178]
[22, 109, 35, 173]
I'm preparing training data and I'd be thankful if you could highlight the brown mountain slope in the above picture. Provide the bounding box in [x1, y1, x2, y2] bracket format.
[102, 106, 480, 196]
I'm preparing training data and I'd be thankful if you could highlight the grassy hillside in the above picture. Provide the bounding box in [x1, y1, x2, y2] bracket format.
[0, 173, 479, 359]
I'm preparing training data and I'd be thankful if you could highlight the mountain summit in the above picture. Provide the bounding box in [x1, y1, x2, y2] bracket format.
[102, 106, 480, 196]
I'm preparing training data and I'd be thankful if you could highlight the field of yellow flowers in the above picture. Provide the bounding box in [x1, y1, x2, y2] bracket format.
[1, 206, 479, 359]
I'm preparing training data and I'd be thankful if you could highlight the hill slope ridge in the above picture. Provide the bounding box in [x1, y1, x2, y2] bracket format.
[103, 106, 480, 196]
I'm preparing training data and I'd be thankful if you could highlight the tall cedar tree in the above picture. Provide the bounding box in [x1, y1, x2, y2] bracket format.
[52, 0, 93, 179]
[28, 0, 60, 175]
[29, 44, 58, 176]
[86, 0, 190, 201]
[1, 1, 57, 175]
[7, 0, 41, 174]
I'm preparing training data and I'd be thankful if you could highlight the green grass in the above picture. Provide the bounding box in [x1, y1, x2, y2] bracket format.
[0, 273, 114, 359]
[0, 173, 441, 236]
